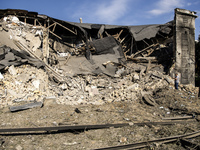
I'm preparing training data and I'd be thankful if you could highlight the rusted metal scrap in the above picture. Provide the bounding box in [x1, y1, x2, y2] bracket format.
[180, 138, 200, 150]
[94, 130, 200, 150]
[0, 120, 196, 134]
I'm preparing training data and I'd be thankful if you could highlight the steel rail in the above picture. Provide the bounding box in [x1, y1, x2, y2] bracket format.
[0, 120, 196, 133]
[94, 130, 200, 150]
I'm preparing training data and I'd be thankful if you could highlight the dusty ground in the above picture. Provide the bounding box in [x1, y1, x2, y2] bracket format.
[0, 88, 200, 150]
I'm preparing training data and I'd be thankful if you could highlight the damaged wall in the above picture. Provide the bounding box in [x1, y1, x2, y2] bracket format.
[0, 8, 198, 86]
[174, 8, 197, 85]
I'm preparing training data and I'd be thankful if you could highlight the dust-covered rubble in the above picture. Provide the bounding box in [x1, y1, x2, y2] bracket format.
[0, 62, 198, 109]
[0, 14, 198, 112]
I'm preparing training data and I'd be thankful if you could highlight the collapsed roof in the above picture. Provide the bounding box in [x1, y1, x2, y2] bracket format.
[0, 9, 173, 43]
[0, 9, 174, 81]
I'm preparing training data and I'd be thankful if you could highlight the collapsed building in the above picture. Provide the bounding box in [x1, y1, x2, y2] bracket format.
[0, 8, 197, 83]
[0, 8, 198, 107]
[1, 8, 200, 150]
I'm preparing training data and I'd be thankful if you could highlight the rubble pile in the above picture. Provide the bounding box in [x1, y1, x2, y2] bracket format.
[0, 14, 198, 108]
[0, 59, 197, 108]
[0, 15, 42, 53]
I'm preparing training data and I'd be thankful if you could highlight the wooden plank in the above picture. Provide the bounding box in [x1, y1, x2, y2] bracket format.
[13, 40, 64, 83]
[124, 48, 130, 60]
[42, 28, 49, 63]
[9, 102, 43, 112]
[34, 19, 36, 26]
[120, 34, 128, 43]
[36, 19, 43, 27]
[46, 22, 56, 29]
[52, 23, 57, 32]
[143, 39, 150, 46]
[49, 30, 62, 40]
[44, 20, 46, 28]
[146, 48, 155, 56]
[116, 29, 123, 39]
[162, 116, 193, 120]
[105, 31, 110, 37]
[129, 57, 157, 63]
[55, 21, 77, 35]
[130, 37, 134, 54]
[133, 56, 157, 60]
[146, 60, 151, 73]
[130, 43, 159, 58]
[64, 54, 71, 65]
[63, 41, 74, 48]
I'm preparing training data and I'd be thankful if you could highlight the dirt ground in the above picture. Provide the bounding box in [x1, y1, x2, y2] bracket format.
[0, 88, 200, 150]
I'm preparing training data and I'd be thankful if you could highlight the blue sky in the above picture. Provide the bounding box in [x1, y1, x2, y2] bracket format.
[1, 0, 200, 39]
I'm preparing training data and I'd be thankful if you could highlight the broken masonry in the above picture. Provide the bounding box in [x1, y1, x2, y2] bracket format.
[0, 8, 197, 85]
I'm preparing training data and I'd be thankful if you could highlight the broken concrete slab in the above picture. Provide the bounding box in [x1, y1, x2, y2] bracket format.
[9, 101, 43, 112]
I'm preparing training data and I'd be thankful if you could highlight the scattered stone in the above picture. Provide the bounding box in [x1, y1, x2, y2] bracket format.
[132, 72, 140, 81]
[8, 65, 17, 75]
[119, 137, 127, 143]
[75, 108, 81, 113]
[32, 80, 40, 90]
[127, 83, 139, 90]
[43, 96, 57, 106]
[16, 145, 22, 150]
[0, 72, 4, 79]
[85, 86, 99, 97]
[63, 142, 79, 146]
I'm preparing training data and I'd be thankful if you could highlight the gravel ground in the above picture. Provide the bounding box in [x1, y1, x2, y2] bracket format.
[0, 88, 200, 150]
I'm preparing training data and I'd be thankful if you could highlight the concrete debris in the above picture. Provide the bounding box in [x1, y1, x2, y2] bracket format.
[85, 86, 99, 97]
[43, 96, 57, 106]
[9, 101, 43, 112]
[0, 72, 3, 80]
[142, 94, 157, 106]
[63, 142, 79, 146]
[0, 57, 197, 108]
[119, 137, 127, 143]
[15, 145, 22, 150]
[0, 9, 198, 108]
[32, 79, 40, 89]
[8, 65, 17, 75]
[1, 62, 191, 107]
